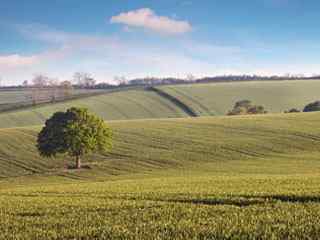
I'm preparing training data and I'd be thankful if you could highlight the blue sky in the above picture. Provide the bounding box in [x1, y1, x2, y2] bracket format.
[0, 0, 320, 84]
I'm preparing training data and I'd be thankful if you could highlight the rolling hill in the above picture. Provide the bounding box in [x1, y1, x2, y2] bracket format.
[157, 80, 320, 116]
[2, 112, 320, 239]
[0, 89, 188, 128]
[0, 88, 106, 105]
[1, 112, 320, 180]
[1, 80, 320, 129]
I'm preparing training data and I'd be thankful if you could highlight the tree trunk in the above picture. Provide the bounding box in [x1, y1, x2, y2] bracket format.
[76, 155, 81, 169]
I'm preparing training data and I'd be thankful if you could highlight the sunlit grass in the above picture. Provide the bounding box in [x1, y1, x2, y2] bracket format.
[158, 80, 320, 115]
[2, 174, 320, 239]
[2, 112, 320, 239]
[0, 89, 187, 128]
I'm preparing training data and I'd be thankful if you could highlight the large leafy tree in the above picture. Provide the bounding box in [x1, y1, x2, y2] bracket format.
[37, 107, 112, 169]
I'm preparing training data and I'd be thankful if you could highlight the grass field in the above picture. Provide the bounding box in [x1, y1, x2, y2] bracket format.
[1, 113, 320, 239]
[2, 174, 320, 239]
[2, 80, 320, 128]
[158, 80, 320, 116]
[0, 89, 187, 128]
[2, 112, 320, 178]
[0, 88, 105, 104]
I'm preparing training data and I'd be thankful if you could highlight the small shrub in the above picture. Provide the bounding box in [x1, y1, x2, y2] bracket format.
[227, 100, 267, 116]
[303, 101, 320, 112]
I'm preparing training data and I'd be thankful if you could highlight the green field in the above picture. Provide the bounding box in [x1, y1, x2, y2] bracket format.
[2, 81, 320, 239]
[0, 89, 187, 128]
[2, 80, 320, 128]
[0, 88, 105, 104]
[2, 174, 320, 239]
[1, 113, 320, 239]
[158, 80, 320, 116]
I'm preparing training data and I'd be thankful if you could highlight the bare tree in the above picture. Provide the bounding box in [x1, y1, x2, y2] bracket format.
[60, 80, 72, 88]
[31, 74, 46, 105]
[47, 78, 60, 103]
[32, 74, 49, 87]
[60, 80, 73, 98]
[48, 78, 59, 87]
[85, 77, 96, 88]
[114, 76, 128, 86]
[31, 74, 52, 105]
[73, 72, 96, 88]
[186, 74, 196, 82]
[73, 72, 89, 85]
[22, 80, 29, 87]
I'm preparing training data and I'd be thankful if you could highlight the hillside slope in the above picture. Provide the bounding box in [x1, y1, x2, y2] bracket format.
[158, 80, 320, 116]
[1, 112, 320, 179]
[0, 88, 105, 104]
[0, 89, 188, 128]
[2, 80, 320, 128]
[2, 113, 320, 239]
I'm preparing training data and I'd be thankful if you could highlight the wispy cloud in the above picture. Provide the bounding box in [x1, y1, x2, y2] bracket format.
[5, 22, 317, 85]
[0, 54, 38, 68]
[16, 23, 121, 49]
[0, 23, 285, 84]
[110, 8, 192, 35]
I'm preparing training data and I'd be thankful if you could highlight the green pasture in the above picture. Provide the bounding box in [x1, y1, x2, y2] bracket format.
[158, 80, 320, 115]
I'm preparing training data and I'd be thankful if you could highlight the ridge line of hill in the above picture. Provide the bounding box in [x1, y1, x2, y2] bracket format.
[147, 86, 198, 117]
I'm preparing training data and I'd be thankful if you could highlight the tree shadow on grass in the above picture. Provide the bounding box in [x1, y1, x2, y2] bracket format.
[130, 194, 320, 207]
[248, 195, 320, 204]
[102, 195, 267, 207]
[164, 198, 265, 207]
[66, 164, 92, 170]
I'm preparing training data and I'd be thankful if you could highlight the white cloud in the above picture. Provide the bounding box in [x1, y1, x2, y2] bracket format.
[0, 24, 241, 84]
[6, 23, 318, 85]
[0, 54, 38, 68]
[3, 24, 249, 84]
[110, 8, 192, 35]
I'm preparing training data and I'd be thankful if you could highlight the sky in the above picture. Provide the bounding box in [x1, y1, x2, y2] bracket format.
[1, 0, 320, 85]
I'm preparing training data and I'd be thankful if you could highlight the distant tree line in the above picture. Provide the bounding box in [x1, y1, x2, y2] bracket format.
[2, 71, 320, 116]
[125, 74, 320, 87]
[196, 74, 320, 84]
[0, 72, 319, 90]
[227, 99, 320, 116]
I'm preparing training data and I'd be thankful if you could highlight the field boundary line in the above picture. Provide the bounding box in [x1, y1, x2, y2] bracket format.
[147, 87, 198, 117]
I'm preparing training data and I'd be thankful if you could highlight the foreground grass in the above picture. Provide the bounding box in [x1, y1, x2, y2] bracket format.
[2, 113, 320, 239]
[1, 174, 320, 239]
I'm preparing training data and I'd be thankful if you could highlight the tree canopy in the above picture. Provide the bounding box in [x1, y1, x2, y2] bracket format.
[303, 101, 320, 112]
[37, 107, 112, 169]
[227, 100, 267, 116]
[285, 108, 300, 113]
